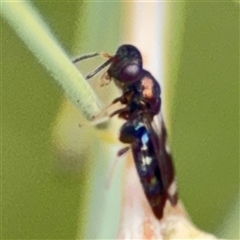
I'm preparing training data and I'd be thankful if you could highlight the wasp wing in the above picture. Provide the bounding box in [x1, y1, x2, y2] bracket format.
[143, 113, 178, 206]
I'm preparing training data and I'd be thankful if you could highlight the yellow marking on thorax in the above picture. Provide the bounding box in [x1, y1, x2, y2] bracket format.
[142, 77, 154, 99]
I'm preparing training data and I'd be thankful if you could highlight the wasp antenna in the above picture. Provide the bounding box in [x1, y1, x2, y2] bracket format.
[86, 57, 113, 80]
[72, 52, 100, 64]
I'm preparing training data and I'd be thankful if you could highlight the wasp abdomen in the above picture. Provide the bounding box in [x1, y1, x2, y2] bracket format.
[120, 120, 168, 219]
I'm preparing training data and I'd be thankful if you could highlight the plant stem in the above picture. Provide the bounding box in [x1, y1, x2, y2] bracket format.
[1, 0, 102, 120]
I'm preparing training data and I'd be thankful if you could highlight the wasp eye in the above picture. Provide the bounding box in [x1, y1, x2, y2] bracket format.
[119, 64, 141, 82]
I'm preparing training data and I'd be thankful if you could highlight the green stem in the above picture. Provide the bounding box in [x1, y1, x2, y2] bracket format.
[1, 1, 102, 120]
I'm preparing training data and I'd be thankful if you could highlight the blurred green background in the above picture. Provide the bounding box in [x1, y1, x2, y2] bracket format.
[2, 1, 239, 239]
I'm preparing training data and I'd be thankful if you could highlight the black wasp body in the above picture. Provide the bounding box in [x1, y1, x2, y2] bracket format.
[73, 44, 178, 219]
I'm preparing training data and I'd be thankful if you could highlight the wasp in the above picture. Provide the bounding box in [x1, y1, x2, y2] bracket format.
[73, 44, 178, 219]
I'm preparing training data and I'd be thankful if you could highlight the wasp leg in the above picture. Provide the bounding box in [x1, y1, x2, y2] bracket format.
[109, 106, 130, 119]
[106, 146, 130, 189]
[91, 91, 131, 122]
[117, 146, 131, 157]
[100, 71, 111, 86]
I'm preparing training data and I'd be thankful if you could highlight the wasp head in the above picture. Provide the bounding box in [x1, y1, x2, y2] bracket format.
[107, 44, 143, 84]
